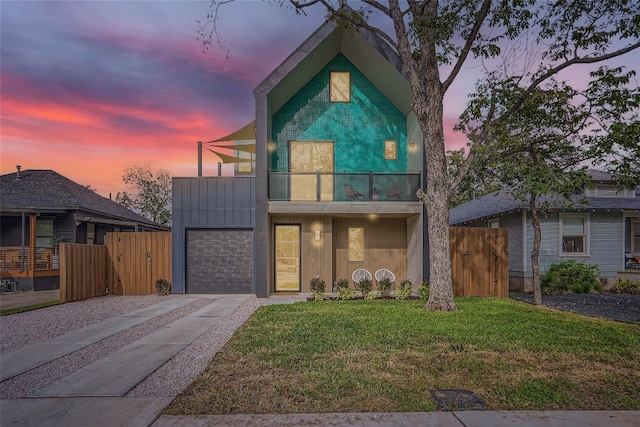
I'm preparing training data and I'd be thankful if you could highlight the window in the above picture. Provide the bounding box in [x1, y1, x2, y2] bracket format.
[384, 140, 396, 160]
[633, 220, 640, 254]
[488, 219, 500, 228]
[560, 214, 589, 255]
[330, 71, 350, 102]
[348, 227, 364, 262]
[36, 219, 54, 248]
[585, 185, 632, 198]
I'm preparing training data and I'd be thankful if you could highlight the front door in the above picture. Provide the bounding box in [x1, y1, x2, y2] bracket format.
[274, 225, 301, 292]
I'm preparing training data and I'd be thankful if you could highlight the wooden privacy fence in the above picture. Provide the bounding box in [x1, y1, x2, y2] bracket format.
[59, 243, 108, 303]
[450, 227, 509, 297]
[59, 232, 171, 302]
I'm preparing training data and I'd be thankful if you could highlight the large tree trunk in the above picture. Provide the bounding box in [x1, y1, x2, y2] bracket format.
[530, 194, 543, 305]
[389, 0, 456, 310]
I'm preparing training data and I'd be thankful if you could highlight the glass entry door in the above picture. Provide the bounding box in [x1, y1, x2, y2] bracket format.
[275, 225, 301, 292]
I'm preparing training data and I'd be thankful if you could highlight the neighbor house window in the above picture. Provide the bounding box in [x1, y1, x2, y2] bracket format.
[560, 214, 589, 255]
[348, 227, 364, 262]
[36, 219, 54, 248]
[633, 220, 640, 253]
[330, 71, 351, 102]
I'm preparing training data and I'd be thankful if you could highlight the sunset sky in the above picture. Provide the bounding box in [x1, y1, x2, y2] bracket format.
[1, 1, 635, 198]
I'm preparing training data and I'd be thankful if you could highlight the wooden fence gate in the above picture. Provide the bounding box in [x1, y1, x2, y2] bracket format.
[106, 232, 172, 295]
[59, 232, 171, 302]
[450, 227, 509, 297]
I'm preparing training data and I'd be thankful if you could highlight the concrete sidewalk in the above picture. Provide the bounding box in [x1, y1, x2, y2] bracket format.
[153, 411, 640, 426]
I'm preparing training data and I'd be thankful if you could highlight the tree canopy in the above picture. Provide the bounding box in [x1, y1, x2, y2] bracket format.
[116, 164, 172, 227]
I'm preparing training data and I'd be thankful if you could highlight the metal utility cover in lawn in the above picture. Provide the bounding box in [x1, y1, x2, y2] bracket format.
[430, 389, 488, 411]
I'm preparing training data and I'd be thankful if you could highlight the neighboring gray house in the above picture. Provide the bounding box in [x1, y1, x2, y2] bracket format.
[1, 168, 168, 291]
[449, 170, 640, 291]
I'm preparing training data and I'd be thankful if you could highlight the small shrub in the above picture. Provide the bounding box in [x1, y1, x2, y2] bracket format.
[541, 260, 600, 294]
[417, 281, 429, 300]
[395, 280, 413, 300]
[357, 278, 373, 298]
[155, 279, 171, 296]
[335, 285, 356, 300]
[310, 277, 326, 301]
[377, 277, 392, 298]
[365, 290, 378, 300]
[610, 279, 640, 294]
[333, 278, 350, 292]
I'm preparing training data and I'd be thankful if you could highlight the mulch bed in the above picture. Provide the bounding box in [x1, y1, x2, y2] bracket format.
[510, 293, 640, 325]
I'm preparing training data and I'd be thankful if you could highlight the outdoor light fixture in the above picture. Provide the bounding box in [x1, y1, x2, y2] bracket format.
[267, 141, 276, 151]
[314, 230, 321, 241]
[409, 141, 416, 149]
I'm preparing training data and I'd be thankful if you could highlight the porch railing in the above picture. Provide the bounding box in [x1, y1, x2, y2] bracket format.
[0, 247, 59, 271]
[268, 171, 421, 202]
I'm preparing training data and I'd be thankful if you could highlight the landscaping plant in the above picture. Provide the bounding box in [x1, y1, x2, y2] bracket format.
[356, 278, 373, 298]
[155, 278, 172, 296]
[395, 280, 413, 300]
[417, 281, 430, 300]
[309, 277, 326, 301]
[334, 285, 356, 300]
[541, 260, 600, 294]
[610, 279, 640, 294]
[377, 277, 392, 298]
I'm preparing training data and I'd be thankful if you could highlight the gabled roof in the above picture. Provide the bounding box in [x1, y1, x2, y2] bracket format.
[450, 171, 640, 225]
[0, 170, 167, 229]
[254, 17, 412, 116]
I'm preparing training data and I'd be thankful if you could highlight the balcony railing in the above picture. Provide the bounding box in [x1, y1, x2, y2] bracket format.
[0, 247, 59, 271]
[269, 171, 421, 202]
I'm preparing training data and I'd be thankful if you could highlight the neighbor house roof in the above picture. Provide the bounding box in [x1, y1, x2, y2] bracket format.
[0, 169, 167, 230]
[450, 171, 640, 225]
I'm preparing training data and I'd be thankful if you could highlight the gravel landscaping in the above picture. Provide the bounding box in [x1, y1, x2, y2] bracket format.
[510, 293, 640, 325]
[0, 295, 261, 400]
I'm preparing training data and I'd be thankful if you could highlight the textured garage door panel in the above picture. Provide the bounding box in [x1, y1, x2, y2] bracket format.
[186, 229, 253, 294]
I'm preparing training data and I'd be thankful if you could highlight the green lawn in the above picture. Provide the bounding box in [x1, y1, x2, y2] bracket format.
[0, 300, 62, 316]
[165, 298, 639, 414]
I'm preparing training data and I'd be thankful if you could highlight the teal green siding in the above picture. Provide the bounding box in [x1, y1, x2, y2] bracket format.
[271, 53, 407, 173]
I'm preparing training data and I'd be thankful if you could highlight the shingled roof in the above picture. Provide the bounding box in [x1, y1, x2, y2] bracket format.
[450, 172, 640, 225]
[1, 169, 167, 229]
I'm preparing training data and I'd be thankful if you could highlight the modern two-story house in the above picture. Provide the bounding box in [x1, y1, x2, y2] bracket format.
[172, 17, 427, 296]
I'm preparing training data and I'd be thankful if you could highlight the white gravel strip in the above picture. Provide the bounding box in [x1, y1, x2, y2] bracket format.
[127, 296, 262, 398]
[0, 295, 173, 352]
[0, 297, 213, 399]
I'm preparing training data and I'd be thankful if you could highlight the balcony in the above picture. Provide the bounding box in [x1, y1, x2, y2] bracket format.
[269, 171, 421, 202]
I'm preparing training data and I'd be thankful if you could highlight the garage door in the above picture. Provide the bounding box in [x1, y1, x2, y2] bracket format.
[186, 229, 254, 294]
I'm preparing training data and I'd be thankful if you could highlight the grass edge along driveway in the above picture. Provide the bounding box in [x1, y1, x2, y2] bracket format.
[166, 298, 639, 414]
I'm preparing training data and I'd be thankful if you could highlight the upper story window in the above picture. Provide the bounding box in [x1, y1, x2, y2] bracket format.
[330, 71, 351, 102]
[585, 184, 634, 198]
[559, 213, 590, 256]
